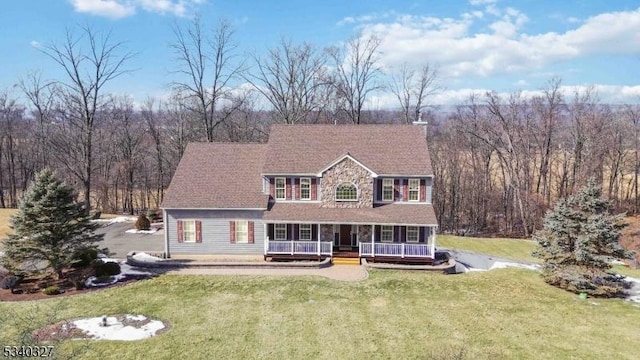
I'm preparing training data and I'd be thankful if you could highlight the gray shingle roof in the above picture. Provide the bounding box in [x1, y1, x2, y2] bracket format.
[262, 124, 433, 176]
[161, 143, 269, 209]
[263, 203, 438, 226]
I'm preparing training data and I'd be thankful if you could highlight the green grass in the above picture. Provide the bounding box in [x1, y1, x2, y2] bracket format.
[438, 235, 540, 263]
[1, 271, 639, 360]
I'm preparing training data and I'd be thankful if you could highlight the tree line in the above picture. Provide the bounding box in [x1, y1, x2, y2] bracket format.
[0, 19, 637, 238]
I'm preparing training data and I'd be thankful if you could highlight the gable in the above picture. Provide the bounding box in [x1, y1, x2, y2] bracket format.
[317, 153, 377, 177]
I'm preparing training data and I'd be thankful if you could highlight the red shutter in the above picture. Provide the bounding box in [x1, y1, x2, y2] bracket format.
[394, 179, 400, 201]
[294, 178, 300, 200]
[403, 179, 408, 202]
[195, 221, 202, 243]
[230, 221, 236, 243]
[286, 178, 292, 200]
[177, 220, 184, 243]
[270, 179, 275, 198]
[311, 178, 317, 200]
[248, 221, 255, 244]
[420, 179, 426, 202]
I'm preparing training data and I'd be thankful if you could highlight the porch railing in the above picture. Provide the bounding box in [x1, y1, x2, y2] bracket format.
[267, 240, 333, 256]
[359, 242, 432, 258]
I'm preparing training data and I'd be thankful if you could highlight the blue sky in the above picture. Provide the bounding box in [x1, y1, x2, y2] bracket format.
[2, 0, 640, 107]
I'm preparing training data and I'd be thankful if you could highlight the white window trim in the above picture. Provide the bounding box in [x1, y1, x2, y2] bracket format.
[408, 179, 420, 202]
[275, 223, 287, 240]
[182, 219, 197, 243]
[335, 182, 358, 202]
[381, 225, 394, 243]
[406, 226, 419, 243]
[275, 177, 286, 200]
[300, 178, 311, 200]
[235, 220, 249, 244]
[382, 179, 394, 201]
[299, 224, 312, 241]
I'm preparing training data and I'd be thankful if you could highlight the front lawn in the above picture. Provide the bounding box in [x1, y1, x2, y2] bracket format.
[0, 270, 638, 360]
[437, 235, 540, 263]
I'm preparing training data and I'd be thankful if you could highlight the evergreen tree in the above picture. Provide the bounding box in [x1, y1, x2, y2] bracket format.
[1, 169, 104, 279]
[533, 180, 632, 296]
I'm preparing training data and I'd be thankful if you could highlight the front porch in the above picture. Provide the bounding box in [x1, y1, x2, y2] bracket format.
[264, 223, 436, 263]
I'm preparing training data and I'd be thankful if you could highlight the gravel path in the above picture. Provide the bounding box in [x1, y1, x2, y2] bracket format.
[166, 265, 369, 282]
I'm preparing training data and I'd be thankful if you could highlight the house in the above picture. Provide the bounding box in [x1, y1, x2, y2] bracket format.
[161, 124, 438, 263]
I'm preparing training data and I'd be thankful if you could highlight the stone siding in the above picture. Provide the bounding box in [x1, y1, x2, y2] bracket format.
[358, 225, 372, 243]
[320, 158, 374, 208]
[320, 224, 334, 242]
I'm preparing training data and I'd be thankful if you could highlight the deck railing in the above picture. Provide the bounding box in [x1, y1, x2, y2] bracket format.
[359, 242, 432, 258]
[267, 240, 333, 256]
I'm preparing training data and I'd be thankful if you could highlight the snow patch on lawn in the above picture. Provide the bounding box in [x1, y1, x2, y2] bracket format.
[72, 315, 165, 341]
[132, 252, 163, 263]
[92, 216, 137, 225]
[625, 276, 640, 304]
[85, 258, 153, 288]
[125, 228, 159, 234]
[489, 261, 540, 271]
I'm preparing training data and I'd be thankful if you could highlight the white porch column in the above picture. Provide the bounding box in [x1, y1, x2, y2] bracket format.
[317, 223, 321, 256]
[264, 223, 268, 255]
[163, 210, 170, 258]
[371, 224, 375, 257]
[430, 226, 436, 258]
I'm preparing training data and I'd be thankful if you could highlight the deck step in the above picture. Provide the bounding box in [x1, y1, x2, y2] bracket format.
[332, 257, 361, 265]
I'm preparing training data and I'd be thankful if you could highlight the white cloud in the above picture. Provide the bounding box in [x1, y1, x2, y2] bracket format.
[69, 0, 203, 19]
[70, 0, 135, 19]
[355, 6, 640, 78]
[30, 40, 41, 48]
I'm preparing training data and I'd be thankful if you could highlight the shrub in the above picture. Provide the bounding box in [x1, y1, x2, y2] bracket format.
[146, 209, 160, 221]
[71, 247, 99, 268]
[91, 259, 121, 277]
[135, 214, 151, 230]
[0, 275, 22, 294]
[42, 285, 61, 295]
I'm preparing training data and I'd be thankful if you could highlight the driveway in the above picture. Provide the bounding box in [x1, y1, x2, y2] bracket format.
[96, 221, 164, 258]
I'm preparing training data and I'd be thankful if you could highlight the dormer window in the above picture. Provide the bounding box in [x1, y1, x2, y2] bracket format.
[335, 183, 357, 201]
[275, 177, 286, 200]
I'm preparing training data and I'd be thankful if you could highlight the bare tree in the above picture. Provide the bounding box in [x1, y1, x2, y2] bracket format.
[171, 16, 244, 141]
[39, 25, 133, 209]
[18, 71, 57, 171]
[0, 91, 26, 208]
[246, 39, 328, 124]
[327, 35, 383, 124]
[389, 63, 442, 123]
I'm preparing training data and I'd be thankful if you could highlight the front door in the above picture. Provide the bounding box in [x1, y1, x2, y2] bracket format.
[339, 225, 352, 248]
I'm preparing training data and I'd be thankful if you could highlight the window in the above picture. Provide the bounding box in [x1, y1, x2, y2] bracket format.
[182, 220, 196, 243]
[407, 226, 419, 243]
[381, 225, 393, 243]
[300, 178, 311, 200]
[275, 177, 286, 200]
[235, 221, 248, 244]
[335, 183, 357, 201]
[299, 224, 312, 240]
[408, 179, 420, 201]
[382, 179, 393, 201]
[275, 224, 287, 240]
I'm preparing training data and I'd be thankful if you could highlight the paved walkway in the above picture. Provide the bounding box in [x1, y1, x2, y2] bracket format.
[166, 265, 369, 282]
